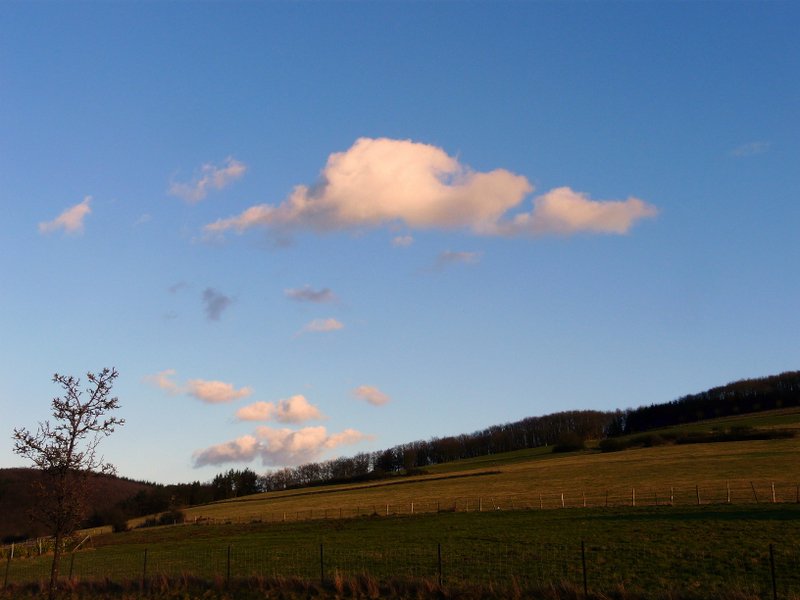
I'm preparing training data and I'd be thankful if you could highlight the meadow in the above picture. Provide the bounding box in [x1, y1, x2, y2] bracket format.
[3, 409, 800, 598]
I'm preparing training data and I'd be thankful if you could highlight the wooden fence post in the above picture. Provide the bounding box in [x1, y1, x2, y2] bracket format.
[770, 543, 777, 600]
[751, 482, 759, 503]
[581, 540, 588, 600]
[319, 543, 324, 585]
[3, 544, 11, 589]
[695, 485, 701, 505]
[632, 488, 636, 507]
[561, 493, 565, 509]
[437, 543, 442, 587]
[771, 482, 776, 504]
[141, 548, 148, 591]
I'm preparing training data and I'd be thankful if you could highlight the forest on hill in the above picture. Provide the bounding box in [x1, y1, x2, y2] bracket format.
[3, 370, 798, 541]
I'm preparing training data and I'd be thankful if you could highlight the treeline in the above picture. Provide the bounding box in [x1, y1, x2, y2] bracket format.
[86, 469, 260, 531]
[611, 371, 800, 435]
[258, 410, 615, 492]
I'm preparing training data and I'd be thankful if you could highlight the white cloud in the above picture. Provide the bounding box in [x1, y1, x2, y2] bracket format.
[235, 394, 324, 423]
[204, 138, 657, 239]
[143, 369, 182, 395]
[192, 425, 372, 467]
[353, 385, 391, 406]
[498, 187, 659, 236]
[731, 141, 771, 158]
[205, 137, 531, 235]
[39, 196, 92, 235]
[285, 286, 337, 303]
[169, 157, 247, 203]
[193, 435, 259, 467]
[186, 379, 252, 404]
[299, 318, 344, 335]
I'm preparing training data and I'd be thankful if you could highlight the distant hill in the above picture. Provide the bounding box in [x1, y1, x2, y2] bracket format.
[0, 468, 156, 542]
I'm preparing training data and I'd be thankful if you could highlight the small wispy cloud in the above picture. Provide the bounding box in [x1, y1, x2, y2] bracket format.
[730, 141, 771, 158]
[435, 250, 482, 270]
[298, 318, 344, 335]
[144, 370, 252, 404]
[186, 379, 252, 404]
[38, 196, 92, 235]
[143, 369, 182, 395]
[235, 394, 325, 423]
[168, 281, 190, 294]
[392, 235, 414, 247]
[169, 157, 246, 203]
[353, 385, 391, 406]
[285, 285, 337, 303]
[203, 288, 234, 321]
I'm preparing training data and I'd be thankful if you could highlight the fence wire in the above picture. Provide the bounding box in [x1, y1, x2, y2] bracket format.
[4, 539, 800, 598]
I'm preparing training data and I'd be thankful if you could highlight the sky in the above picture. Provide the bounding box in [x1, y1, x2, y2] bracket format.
[1, 2, 798, 484]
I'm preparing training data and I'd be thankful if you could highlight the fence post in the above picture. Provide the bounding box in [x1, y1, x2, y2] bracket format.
[226, 544, 231, 588]
[437, 542, 442, 587]
[3, 545, 11, 589]
[581, 540, 588, 600]
[696, 485, 701, 505]
[561, 493, 565, 509]
[320, 543, 324, 585]
[751, 482, 759, 503]
[770, 543, 777, 600]
[632, 488, 635, 507]
[771, 482, 776, 504]
[141, 548, 148, 591]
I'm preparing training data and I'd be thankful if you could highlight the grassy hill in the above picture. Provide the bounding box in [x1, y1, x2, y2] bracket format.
[134, 407, 800, 527]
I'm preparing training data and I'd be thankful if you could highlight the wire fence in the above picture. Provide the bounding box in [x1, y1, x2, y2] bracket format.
[179, 479, 800, 526]
[4, 538, 800, 598]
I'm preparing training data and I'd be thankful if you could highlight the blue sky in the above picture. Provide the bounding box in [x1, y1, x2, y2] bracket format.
[2, 2, 798, 484]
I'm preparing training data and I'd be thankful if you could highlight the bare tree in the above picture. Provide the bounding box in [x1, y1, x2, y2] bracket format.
[12, 367, 124, 599]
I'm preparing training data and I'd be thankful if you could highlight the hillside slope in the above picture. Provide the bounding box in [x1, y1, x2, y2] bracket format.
[0, 468, 155, 542]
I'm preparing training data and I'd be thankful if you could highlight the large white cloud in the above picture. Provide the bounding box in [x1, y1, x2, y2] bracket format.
[39, 196, 92, 235]
[204, 137, 657, 238]
[169, 157, 247, 203]
[192, 425, 372, 467]
[235, 394, 324, 423]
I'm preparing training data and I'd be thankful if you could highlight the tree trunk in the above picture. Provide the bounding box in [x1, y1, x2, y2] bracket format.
[48, 531, 62, 600]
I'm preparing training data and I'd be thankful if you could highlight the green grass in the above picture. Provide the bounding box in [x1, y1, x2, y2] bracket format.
[6, 505, 800, 598]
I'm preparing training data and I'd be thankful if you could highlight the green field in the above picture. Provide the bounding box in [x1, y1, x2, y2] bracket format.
[4, 409, 800, 598]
